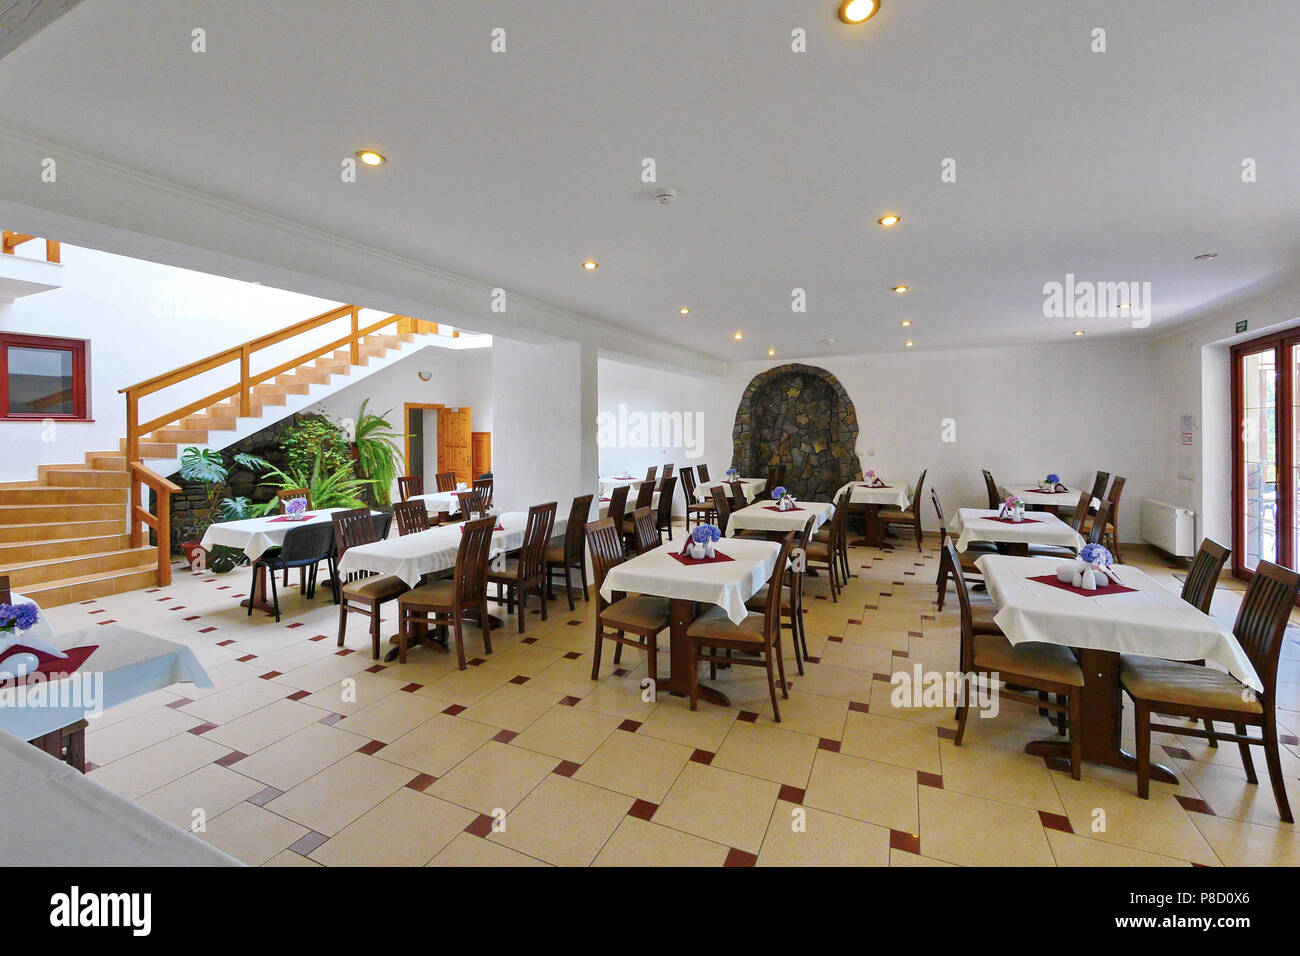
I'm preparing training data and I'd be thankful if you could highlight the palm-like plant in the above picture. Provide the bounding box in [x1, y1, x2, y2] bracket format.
[251, 449, 375, 516]
[353, 399, 406, 507]
[179, 447, 271, 525]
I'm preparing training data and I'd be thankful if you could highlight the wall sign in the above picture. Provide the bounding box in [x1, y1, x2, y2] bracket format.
[1236, 320, 1249, 334]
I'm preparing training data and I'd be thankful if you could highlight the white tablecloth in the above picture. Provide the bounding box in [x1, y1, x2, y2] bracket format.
[597, 493, 659, 518]
[975, 554, 1262, 692]
[410, 489, 466, 514]
[600, 537, 779, 625]
[0, 625, 215, 741]
[0, 729, 240, 866]
[599, 476, 652, 498]
[999, 483, 1089, 510]
[725, 500, 833, 537]
[337, 511, 566, 588]
[837, 481, 910, 509]
[198, 508, 358, 561]
[950, 508, 1083, 553]
[693, 477, 766, 504]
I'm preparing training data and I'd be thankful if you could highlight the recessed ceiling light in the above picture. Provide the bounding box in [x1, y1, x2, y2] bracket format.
[1073, 329, 1085, 336]
[355, 150, 386, 166]
[582, 260, 599, 270]
[904, 340, 914, 348]
[838, 0, 881, 24]
[1195, 252, 1219, 260]
[768, 348, 776, 357]
[900, 319, 911, 327]
[679, 307, 690, 314]
[733, 331, 744, 341]
[824, 338, 835, 346]
[877, 214, 900, 227]
[892, 285, 909, 294]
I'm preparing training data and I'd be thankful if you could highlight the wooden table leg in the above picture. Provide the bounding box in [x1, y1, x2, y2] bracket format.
[850, 504, 885, 548]
[239, 564, 277, 615]
[656, 597, 729, 706]
[1024, 648, 1178, 783]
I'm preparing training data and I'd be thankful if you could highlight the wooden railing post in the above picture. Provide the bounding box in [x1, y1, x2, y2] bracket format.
[156, 485, 173, 587]
[45, 239, 60, 264]
[239, 346, 251, 417]
[125, 389, 140, 467]
[349, 307, 360, 364]
[129, 475, 143, 549]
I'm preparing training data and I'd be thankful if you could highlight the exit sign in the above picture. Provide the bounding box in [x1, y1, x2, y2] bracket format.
[1236, 320, 1249, 334]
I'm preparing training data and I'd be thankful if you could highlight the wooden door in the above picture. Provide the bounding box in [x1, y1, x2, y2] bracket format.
[437, 407, 473, 485]
[471, 431, 492, 477]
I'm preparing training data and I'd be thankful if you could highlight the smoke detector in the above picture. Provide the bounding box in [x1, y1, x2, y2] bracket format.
[655, 187, 678, 206]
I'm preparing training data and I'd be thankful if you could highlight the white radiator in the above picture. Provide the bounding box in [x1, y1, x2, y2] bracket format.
[1141, 498, 1196, 558]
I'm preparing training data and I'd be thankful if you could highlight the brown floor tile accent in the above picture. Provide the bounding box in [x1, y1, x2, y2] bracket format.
[737, 711, 759, 723]
[357, 739, 387, 755]
[335, 648, 354, 656]
[509, 675, 530, 685]
[872, 672, 891, 682]
[916, 771, 944, 789]
[894, 650, 909, 659]
[406, 773, 437, 792]
[467, 657, 486, 667]
[97, 620, 117, 625]
[216, 639, 235, 646]
[259, 671, 282, 680]
[690, 748, 714, 765]
[1283, 734, 1300, 746]
[188, 722, 218, 736]
[613, 668, 630, 677]
[847, 619, 861, 626]
[1174, 794, 1216, 816]
[617, 719, 642, 733]
[889, 829, 921, 854]
[818, 738, 841, 753]
[827, 635, 844, 643]
[804, 655, 820, 664]
[628, 799, 658, 821]
[166, 697, 193, 709]
[88, 609, 106, 615]
[183, 615, 200, 621]
[319, 713, 345, 725]
[724, 848, 758, 867]
[778, 784, 806, 804]
[198, 627, 217, 634]
[563, 651, 582, 660]
[1038, 810, 1073, 833]
[365, 664, 386, 673]
[442, 704, 467, 716]
[553, 760, 581, 777]
[465, 814, 496, 838]
[559, 696, 581, 707]
[286, 622, 304, 629]
[285, 690, 312, 702]
[168, 606, 185, 611]
[567, 620, 582, 626]
[289, 830, 329, 856]
[214, 751, 247, 767]
[1161, 745, 1195, 761]
[309, 633, 330, 642]
[520, 637, 538, 644]
[908, 630, 923, 638]
[848, 700, 870, 714]
[936, 726, 957, 740]
[237, 654, 257, 662]
[247, 786, 283, 806]
[493, 729, 519, 744]
[400, 682, 423, 693]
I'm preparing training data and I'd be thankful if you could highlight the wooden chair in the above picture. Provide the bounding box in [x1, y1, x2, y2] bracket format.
[944, 537, 1084, 778]
[586, 517, 670, 682]
[932, 489, 995, 612]
[688, 532, 795, 721]
[456, 488, 486, 519]
[606, 484, 630, 536]
[812, 486, 852, 582]
[773, 465, 787, 488]
[1082, 476, 1126, 561]
[1026, 489, 1093, 558]
[546, 494, 593, 611]
[334, 509, 408, 659]
[435, 471, 458, 493]
[0, 574, 10, 604]
[628, 506, 660, 554]
[248, 521, 335, 622]
[745, 514, 816, 675]
[473, 477, 494, 510]
[697, 464, 710, 483]
[488, 501, 556, 633]
[982, 470, 1001, 509]
[806, 489, 850, 601]
[1088, 470, 1110, 503]
[1178, 538, 1233, 747]
[680, 467, 715, 528]
[878, 468, 927, 552]
[659, 464, 675, 488]
[764, 466, 779, 494]
[396, 515, 496, 668]
[393, 499, 432, 536]
[396, 476, 423, 502]
[372, 510, 393, 541]
[655, 475, 677, 541]
[644, 465, 658, 484]
[1087, 500, 1112, 546]
[710, 486, 733, 536]
[632, 477, 655, 512]
[1122, 559, 1299, 821]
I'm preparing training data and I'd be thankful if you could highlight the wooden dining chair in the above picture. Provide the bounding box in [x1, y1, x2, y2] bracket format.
[931, 489, 995, 611]
[456, 488, 486, 519]
[1177, 538, 1233, 747]
[688, 532, 795, 721]
[626, 506, 659, 554]
[812, 485, 852, 582]
[745, 514, 817, 675]
[393, 499, 432, 536]
[1081, 476, 1126, 561]
[680, 467, 715, 528]
[697, 464, 710, 483]
[396, 475, 423, 502]
[474, 477, 494, 510]
[334, 509, 409, 659]
[396, 516, 496, 669]
[710, 486, 733, 536]
[764, 466, 779, 494]
[545, 494, 593, 611]
[0, 574, 10, 604]
[644, 465, 658, 484]
[806, 489, 851, 601]
[1088, 471, 1110, 504]
[1087, 500, 1112, 546]
[1122, 559, 1299, 821]
[981, 470, 1001, 509]
[633, 477, 655, 512]
[1026, 489, 1094, 558]
[878, 469, 927, 552]
[943, 537, 1084, 778]
[728, 479, 748, 507]
[660, 463, 675, 487]
[585, 517, 670, 682]
[606, 484, 630, 535]
[654, 475, 677, 542]
[435, 471, 458, 493]
[488, 501, 556, 633]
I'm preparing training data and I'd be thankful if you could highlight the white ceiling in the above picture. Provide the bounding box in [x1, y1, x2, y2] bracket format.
[1, 0, 1299, 361]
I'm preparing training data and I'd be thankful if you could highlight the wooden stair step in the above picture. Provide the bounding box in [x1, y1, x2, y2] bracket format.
[0, 518, 125, 543]
[0, 546, 158, 589]
[148, 427, 209, 443]
[0, 485, 127, 505]
[0, 502, 126, 522]
[0, 533, 131, 564]
[15, 563, 161, 608]
[36, 466, 130, 488]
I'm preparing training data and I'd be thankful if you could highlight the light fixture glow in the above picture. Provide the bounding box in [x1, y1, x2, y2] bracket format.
[892, 285, 909, 294]
[679, 307, 690, 314]
[733, 331, 744, 341]
[904, 340, 913, 348]
[768, 348, 776, 356]
[582, 260, 599, 270]
[1073, 329, 1085, 336]
[900, 319, 911, 327]
[355, 150, 386, 166]
[838, 0, 881, 24]
[877, 214, 900, 227]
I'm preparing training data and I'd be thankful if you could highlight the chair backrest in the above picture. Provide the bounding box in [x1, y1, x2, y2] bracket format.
[656, 476, 677, 529]
[606, 484, 630, 529]
[982, 470, 1000, 509]
[585, 517, 626, 610]
[941, 536, 977, 672]
[631, 506, 659, 554]
[331, 508, 376, 567]
[456, 488, 485, 518]
[563, 494, 595, 562]
[696, 464, 710, 483]
[279, 521, 335, 562]
[828, 485, 852, 551]
[644, 465, 658, 483]
[453, 516, 496, 609]
[1105, 475, 1126, 518]
[757, 533, 796, 646]
[931, 489, 948, 536]
[435, 471, 457, 493]
[393, 500, 431, 536]
[1089, 471, 1110, 502]
[661, 464, 675, 485]
[681, 466, 698, 503]
[1180, 538, 1231, 615]
[764, 466, 778, 492]
[371, 511, 392, 541]
[1233, 559, 1300, 698]
[1068, 490, 1092, 534]
[0, 574, 10, 604]
[728, 480, 746, 505]
[711, 486, 732, 533]
[1088, 500, 1112, 545]
[396, 475, 423, 502]
[787, 514, 817, 609]
[474, 477, 493, 509]
[634, 478, 655, 510]
[518, 502, 557, 580]
[911, 470, 928, 522]
[774, 465, 787, 488]
[277, 488, 312, 513]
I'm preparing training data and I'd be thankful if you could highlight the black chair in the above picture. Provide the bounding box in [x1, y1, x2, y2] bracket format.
[371, 511, 393, 541]
[248, 522, 336, 623]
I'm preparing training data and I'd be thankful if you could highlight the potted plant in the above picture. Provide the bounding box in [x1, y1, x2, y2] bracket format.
[178, 447, 270, 565]
[350, 399, 407, 507]
[250, 448, 375, 516]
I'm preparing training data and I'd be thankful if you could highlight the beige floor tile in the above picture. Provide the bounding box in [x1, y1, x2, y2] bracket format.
[428, 832, 550, 867]
[1174, 757, 1300, 831]
[372, 713, 498, 778]
[756, 690, 849, 740]
[477, 641, 567, 677]
[574, 729, 693, 803]
[918, 786, 1055, 866]
[573, 675, 660, 721]
[842, 623, 911, 652]
[419, 665, 513, 706]
[654, 762, 780, 854]
[457, 681, 565, 733]
[712, 721, 820, 788]
[296, 669, 408, 715]
[489, 774, 633, 866]
[310, 788, 476, 866]
[1046, 830, 1192, 866]
[230, 722, 370, 791]
[509, 705, 622, 762]
[526, 654, 616, 698]
[936, 739, 1065, 813]
[334, 690, 449, 743]
[180, 677, 297, 724]
[757, 799, 890, 866]
[135, 763, 266, 832]
[263, 849, 322, 867]
[867, 678, 956, 728]
[197, 802, 309, 867]
[204, 697, 331, 754]
[803, 749, 919, 832]
[88, 732, 230, 800]
[816, 642, 894, 675]
[426, 740, 559, 815]
[90, 688, 180, 730]
[1192, 813, 1300, 866]
[592, 816, 730, 867]
[84, 705, 206, 765]
[637, 695, 737, 752]
[181, 660, 272, 699]
[840, 711, 941, 774]
[788, 661, 872, 703]
[889, 849, 954, 866]
[266, 752, 416, 836]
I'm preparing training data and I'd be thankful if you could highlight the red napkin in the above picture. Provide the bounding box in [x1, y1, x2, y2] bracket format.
[1024, 488, 1066, 495]
[859, 483, 891, 489]
[988, 516, 1041, 525]
[764, 505, 804, 512]
[269, 513, 316, 523]
[599, 497, 610, 502]
[670, 550, 734, 566]
[0, 644, 99, 688]
[1028, 573, 1136, 597]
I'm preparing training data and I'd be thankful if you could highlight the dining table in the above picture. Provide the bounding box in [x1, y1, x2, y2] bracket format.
[599, 475, 652, 498]
[725, 498, 833, 538]
[599, 536, 780, 706]
[949, 507, 1083, 555]
[409, 488, 468, 520]
[692, 476, 766, 504]
[838, 479, 911, 547]
[975, 553, 1261, 782]
[999, 482, 1092, 516]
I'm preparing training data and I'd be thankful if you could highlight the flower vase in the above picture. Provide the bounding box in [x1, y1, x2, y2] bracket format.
[689, 542, 707, 560]
[0, 629, 19, 658]
[704, 540, 716, 559]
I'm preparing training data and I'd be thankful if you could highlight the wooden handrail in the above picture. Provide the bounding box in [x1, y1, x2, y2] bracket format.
[2, 230, 60, 263]
[128, 461, 183, 588]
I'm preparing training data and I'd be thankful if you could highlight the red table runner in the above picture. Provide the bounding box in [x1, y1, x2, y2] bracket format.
[0, 644, 99, 688]
[671, 550, 734, 566]
[1028, 573, 1136, 597]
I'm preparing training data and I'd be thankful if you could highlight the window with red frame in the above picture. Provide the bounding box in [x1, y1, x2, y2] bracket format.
[0, 332, 90, 421]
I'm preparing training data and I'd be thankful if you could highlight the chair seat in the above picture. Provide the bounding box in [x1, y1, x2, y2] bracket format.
[686, 501, 714, 512]
[686, 604, 767, 644]
[342, 574, 408, 602]
[488, 559, 532, 585]
[806, 541, 832, 561]
[973, 633, 1085, 687]
[878, 508, 914, 522]
[1119, 654, 1261, 714]
[397, 579, 457, 611]
[813, 527, 830, 543]
[601, 594, 671, 632]
[970, 603, 1001, 635]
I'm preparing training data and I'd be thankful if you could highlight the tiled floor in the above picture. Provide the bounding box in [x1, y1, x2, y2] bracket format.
[41, 528, 1300, 867]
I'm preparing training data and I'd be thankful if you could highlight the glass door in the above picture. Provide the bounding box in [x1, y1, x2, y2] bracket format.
[1238, 346, 1278, 572]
